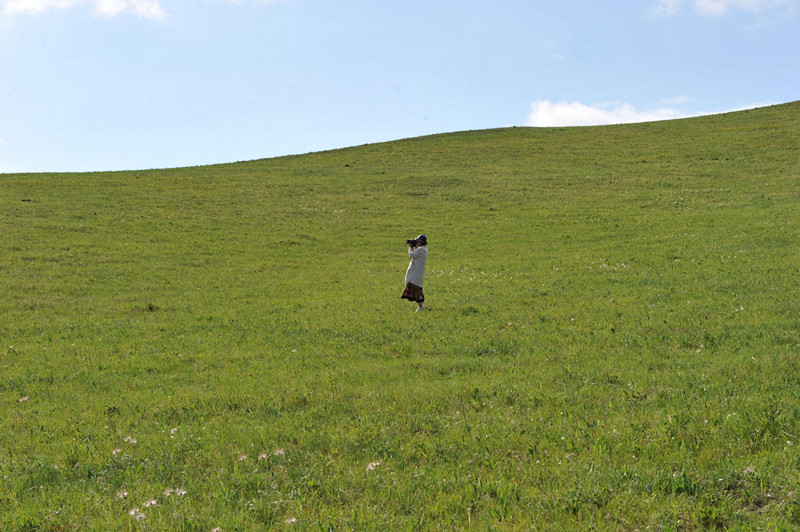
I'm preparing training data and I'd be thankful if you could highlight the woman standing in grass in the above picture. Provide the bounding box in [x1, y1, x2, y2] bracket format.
[401, 234, 428, 312]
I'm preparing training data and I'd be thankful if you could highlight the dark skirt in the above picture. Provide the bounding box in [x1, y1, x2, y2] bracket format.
[401, 282, 424, 303]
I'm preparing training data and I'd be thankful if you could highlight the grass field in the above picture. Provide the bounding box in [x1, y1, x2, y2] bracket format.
[2, 101, 800, 530]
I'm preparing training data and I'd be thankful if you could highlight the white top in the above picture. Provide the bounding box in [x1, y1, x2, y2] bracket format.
[405, 246, 428, 286]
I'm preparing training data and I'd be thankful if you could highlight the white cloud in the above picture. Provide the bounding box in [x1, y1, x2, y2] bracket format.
[2, 0, 168, 19]
[1, 0, 285, 19]
[696, 0, 729, 14]
[652, 0, 682, 15]
[526, 100, 690, 127]
[651, 0, 796, 16]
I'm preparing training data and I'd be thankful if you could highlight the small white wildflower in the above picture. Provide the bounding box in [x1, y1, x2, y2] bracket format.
[366, 461, 381, 472]
[285, 517, 297, 524]
[164, 488, 175, 496]
[273, 448, 285, 456]
[143, 499, 157, 507]
[175, 488, 186, 496]
[118, 491, 128, 499]
[237, 454, 247, 461]
[135, 512, 146, 521]
[744, 466, 756, 474]
[170, 427, 179, 434]
[19, 396, 29, 402]
[128, 508, 139, 516]
[112, 448, 122, 455]
[258, 453, 269, 460]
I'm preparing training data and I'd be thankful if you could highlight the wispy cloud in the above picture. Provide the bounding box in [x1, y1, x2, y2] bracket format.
[544, 39, 567, 62]
[651, 0, 796, 16]
[652, 0, 682, 15]
[526, 100, 689, 127]
[1, 0, 287, 19]
[1, 0, 169, 19]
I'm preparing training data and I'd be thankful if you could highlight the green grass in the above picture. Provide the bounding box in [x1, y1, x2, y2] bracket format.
[2, 101, 800, 530]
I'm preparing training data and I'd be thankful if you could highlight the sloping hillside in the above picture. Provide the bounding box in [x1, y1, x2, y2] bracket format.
[1, 101, 799, 529]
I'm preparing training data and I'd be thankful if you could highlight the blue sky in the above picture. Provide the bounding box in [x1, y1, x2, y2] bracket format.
[1, 0, 798, 173]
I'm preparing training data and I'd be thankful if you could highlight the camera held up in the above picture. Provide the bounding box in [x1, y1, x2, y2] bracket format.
[406, 238, 418, 247]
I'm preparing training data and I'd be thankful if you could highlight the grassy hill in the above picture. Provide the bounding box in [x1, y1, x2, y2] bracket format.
[2, 101, 800, 529]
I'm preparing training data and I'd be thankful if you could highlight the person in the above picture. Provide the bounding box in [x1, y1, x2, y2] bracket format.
[401, 234, 428, 312]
